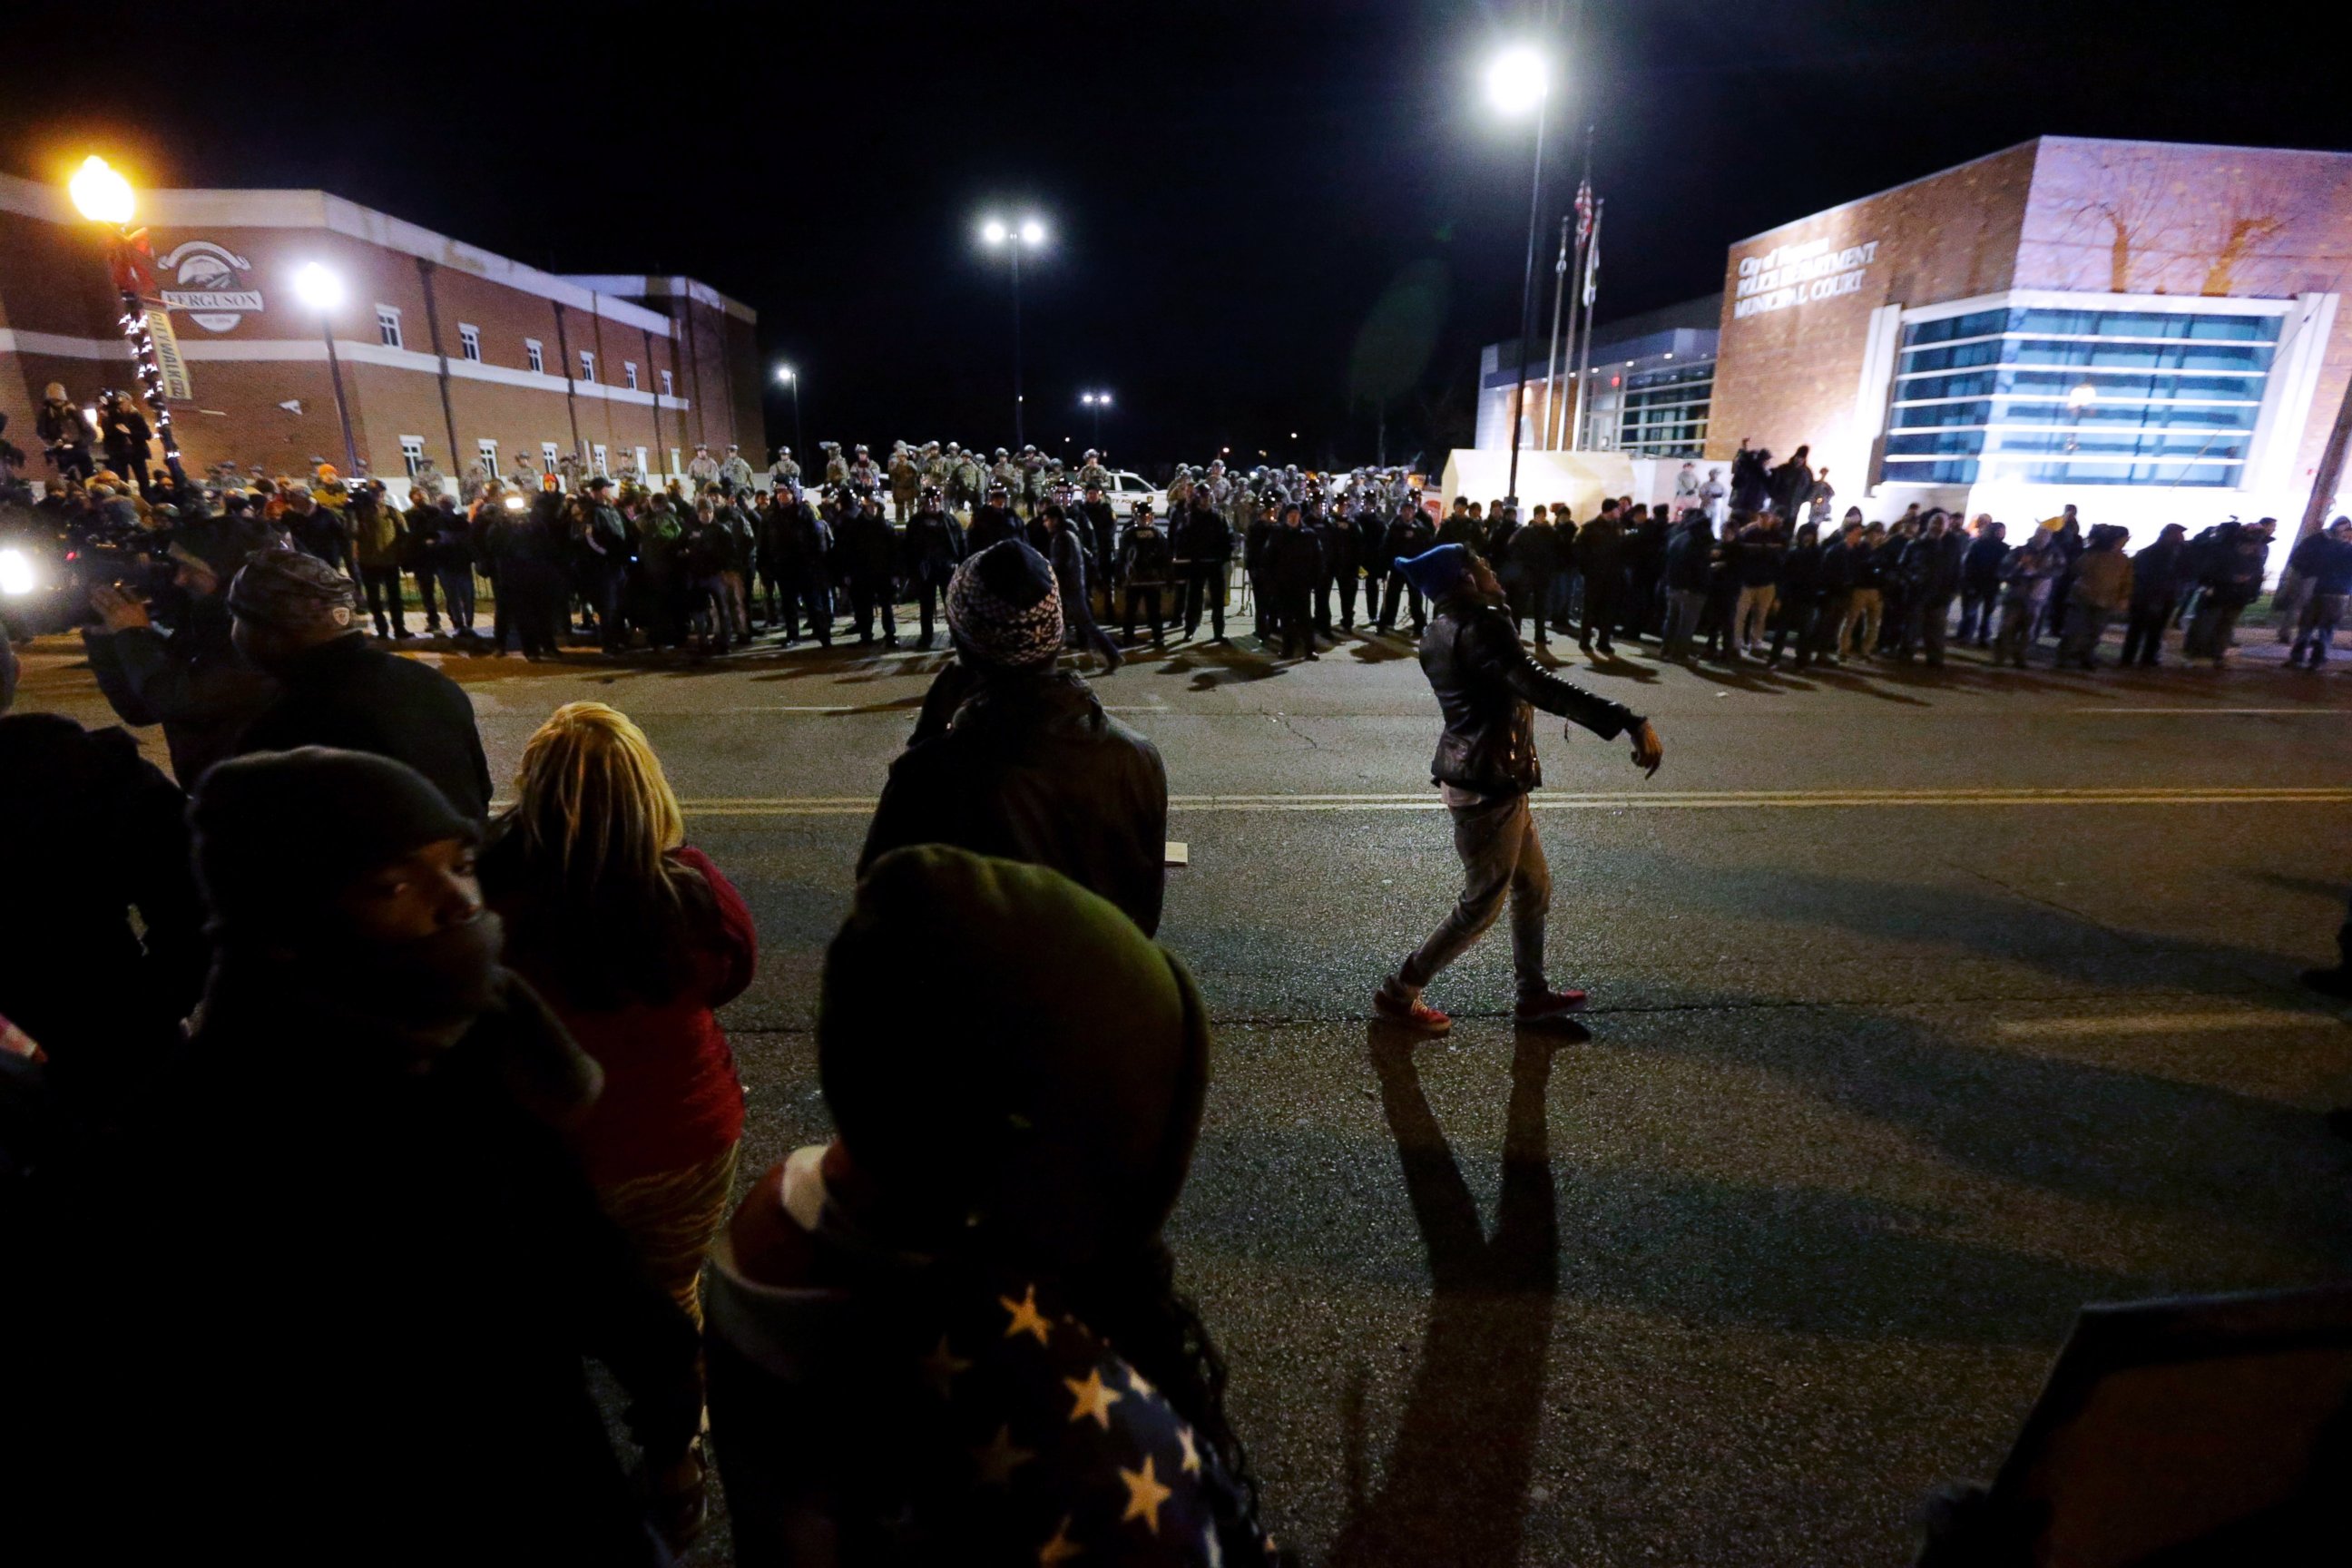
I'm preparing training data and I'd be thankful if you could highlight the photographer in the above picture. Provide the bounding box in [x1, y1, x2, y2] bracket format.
[35, 383, 93, 484]
[97, 391, 154, 498]
[82, 529, 279, 783]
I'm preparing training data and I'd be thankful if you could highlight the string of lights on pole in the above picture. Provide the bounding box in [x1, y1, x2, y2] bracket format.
[66, 155, 187, 484]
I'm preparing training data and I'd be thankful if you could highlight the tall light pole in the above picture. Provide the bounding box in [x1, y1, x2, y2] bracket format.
[1488, 44, 1551, 509]
[980, 214, 1047, 447]
[776, 364, 805, 471]
[292, 261, 358, 475]
[1081, 389, 1112, 448]
[66, 155, 185, 489]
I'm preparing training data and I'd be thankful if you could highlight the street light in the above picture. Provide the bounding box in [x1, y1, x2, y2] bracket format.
[67, 155, 133, 224]
[291, 262, 358, 476]
[65, 154, 185, 489]
[1080, 389, 1112, 447]
[1488, 43, 1553, 511]
[775, 363, 805, 472]
[979, 212, 1048, 446]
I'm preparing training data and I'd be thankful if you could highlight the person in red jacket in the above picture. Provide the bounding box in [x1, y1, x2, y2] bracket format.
[480, 700, 756, 1546]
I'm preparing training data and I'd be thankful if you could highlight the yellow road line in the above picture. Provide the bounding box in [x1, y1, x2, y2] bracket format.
[657, 785, 2352, 817]
[1995, 1010, 2336, 1038]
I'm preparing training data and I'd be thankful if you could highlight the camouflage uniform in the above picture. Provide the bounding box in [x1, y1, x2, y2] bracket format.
[769, 448, 802, 488]
[720, 445, 756, 493]
[822, 443, 849, 488]
[686, 445, 722, 488]
[887, 444, 918, 523]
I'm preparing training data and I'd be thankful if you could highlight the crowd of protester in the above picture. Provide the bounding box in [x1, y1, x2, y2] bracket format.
[5, 399, 2347, 1561]
[0, 506, 1279, 1563]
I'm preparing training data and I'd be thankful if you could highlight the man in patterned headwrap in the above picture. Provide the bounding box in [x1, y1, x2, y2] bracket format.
[227, 546, 493, 818]
[861, 540, 1168, 935]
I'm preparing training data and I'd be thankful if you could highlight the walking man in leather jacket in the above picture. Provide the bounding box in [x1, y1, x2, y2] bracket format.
[1374, 544, 1663, 1036]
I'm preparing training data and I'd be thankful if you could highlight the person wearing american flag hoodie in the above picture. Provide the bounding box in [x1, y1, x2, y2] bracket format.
[705, 844, 1281, 1565]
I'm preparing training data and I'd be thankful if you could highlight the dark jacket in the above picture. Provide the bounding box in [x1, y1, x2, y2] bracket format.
[1418, 593, 1642, 795]
[1266, 524, 1325, 592]
[837, 509, 898, 583]
[1117, 521, 1174, 584]
[1916, 532, 1967, 602]
[82, 592, 279, 782]
[1382, 512, 1436, 568]
[2130, 536, 2187, 605]
[1962, 534, 2010, 595]
[1508, 519, 1563, 581]
[1436, 513, 1486, 554]
[52, 970, 700, 1564]
[1042, 522, 1094, 611]
[99, 407, 152, 469]
[1172, 502, 1231, 563]
[1662, 520, 1715, 593]
[967, 504, 1023, 553]
[1573, 515, 1625, 577]
[233, 634, 493, 818]
[1779, 541, 1825, 603]
[2287, 531, 2352, 597]
[0, 714, 204, 1118]
[1730, 523, 1785, 589]
[903, 507, 967, 586]
[861, 667, 1169, 935]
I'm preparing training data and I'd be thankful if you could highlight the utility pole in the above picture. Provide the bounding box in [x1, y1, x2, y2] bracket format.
[2299, 366, 2352, 541]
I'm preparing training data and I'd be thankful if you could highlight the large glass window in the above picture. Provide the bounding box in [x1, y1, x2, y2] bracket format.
[1614, 362, 1713, 458]
[1886, 303, 2278, 487]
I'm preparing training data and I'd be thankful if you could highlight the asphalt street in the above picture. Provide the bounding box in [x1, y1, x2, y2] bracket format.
[16, 622, 2352, 1565]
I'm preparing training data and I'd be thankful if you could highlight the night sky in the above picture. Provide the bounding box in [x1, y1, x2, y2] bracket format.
[8, 1, 2343, 472]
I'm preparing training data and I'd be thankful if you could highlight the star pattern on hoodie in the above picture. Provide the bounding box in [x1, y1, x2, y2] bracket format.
[1001, 1284, 1054, 1347]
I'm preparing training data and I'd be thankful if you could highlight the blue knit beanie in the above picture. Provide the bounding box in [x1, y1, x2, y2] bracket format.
[1395, 543, 1474, 601]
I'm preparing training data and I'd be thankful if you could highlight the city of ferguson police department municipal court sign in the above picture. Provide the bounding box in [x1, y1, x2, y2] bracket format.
[157, 240, 264, 332]
[1733, 238, 1879, 319]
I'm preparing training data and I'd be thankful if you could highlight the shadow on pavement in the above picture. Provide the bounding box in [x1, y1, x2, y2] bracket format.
[1328, 1024, 1563, 1568]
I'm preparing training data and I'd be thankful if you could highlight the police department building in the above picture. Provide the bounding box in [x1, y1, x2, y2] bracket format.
[0, 171, 764, 492]
[1708, 135, 2352, 535]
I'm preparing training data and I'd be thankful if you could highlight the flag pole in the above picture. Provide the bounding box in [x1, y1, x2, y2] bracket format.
[1541, 215, 1571, 450]
[1570, 198, 1603, 452]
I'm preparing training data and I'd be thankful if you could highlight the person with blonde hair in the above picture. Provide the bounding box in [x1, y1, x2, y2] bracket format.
[479, 700, 755, 1547]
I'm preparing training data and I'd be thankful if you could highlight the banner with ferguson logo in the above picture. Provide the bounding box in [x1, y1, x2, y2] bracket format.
[157, 240, 264, 331]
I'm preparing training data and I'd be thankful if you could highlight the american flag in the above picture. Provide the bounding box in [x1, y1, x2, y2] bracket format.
[1573, 179, 1595, 248]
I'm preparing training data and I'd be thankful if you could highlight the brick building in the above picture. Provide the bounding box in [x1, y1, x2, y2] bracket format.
[1708, 136, 2352, 539]
[0, 171, 763, 495]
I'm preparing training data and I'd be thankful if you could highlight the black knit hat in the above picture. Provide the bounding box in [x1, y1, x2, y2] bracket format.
[190, 748, 477, 943]
[819, 846, 1208, 1269]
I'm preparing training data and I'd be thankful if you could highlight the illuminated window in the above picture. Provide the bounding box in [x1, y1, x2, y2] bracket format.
[477, 437, 498, 472]
[623, 361, 639, 390]
[633, 446, 648, 475]
[457, 324, 481, 362]
[578, 350, 596, 384]
[592, 443, 609, 475]
[375, 306, 403, 348]
[659, 369, 674, 397]
[1614, 361, 1715, 459]
[541, 441, 559, 474]
[1886, 301, 2282, 486]
[399, 436, 426, 476]
[524, 338, 544, 374]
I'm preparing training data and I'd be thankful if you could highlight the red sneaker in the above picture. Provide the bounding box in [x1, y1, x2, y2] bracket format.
[1373, 988, 1452, 1036]
[1514, 986, 1588, 1021]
